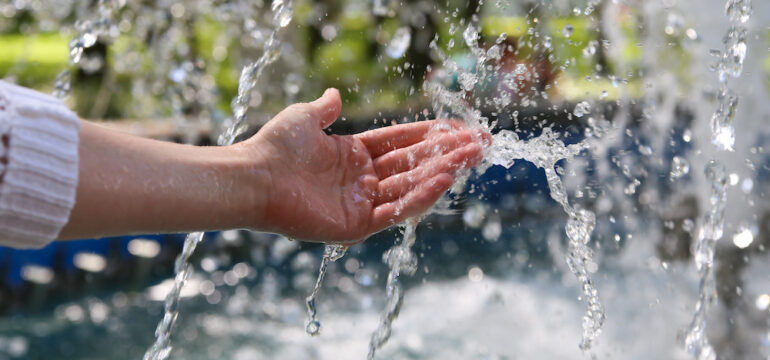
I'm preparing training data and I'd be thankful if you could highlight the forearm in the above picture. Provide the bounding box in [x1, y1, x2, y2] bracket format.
[58, 121, 270, 240]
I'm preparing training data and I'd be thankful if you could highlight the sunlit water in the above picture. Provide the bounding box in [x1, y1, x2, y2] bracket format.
[144, 1, 294, 359]
[5, 0, 770, 359]
[422, 19, 607, 350]
[367, 219, 420, 359]
[8, 247, 770, 359]
[685, 1, 752, 359]
[305, 244, 347, 336]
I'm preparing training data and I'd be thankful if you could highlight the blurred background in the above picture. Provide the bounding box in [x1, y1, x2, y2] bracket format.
[0, 0, 769, 359]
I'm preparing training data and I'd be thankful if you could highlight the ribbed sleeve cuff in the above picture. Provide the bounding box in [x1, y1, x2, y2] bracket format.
[0, 81, 80, 249]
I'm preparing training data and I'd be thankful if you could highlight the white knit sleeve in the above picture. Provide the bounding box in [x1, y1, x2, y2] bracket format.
[0, 81, 81, 249]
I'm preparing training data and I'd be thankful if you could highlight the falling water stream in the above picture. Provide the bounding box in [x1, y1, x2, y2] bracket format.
[143, 1, 294, 359]
[304, 244, 347, 336]
[685, 1, 752, 359]
[426, 18, 607, 350]
[36, 0, 768, 359]
[367, 219, 420, 359]
[53, 0, 123, 99]
[358, 10, 611, 355]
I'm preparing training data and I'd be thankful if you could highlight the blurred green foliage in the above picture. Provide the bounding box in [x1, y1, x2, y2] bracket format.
[0, 4, 669, 119]
[0, 33, 68, 88]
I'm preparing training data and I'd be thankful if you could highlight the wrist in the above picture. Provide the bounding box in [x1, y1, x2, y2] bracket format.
[221, 141, 273, 231]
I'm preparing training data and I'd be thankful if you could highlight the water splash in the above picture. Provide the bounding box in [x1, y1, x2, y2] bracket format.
[425, 19, 606, 349]
[220, 0, 293, 145]
[685, 161, 728, 360]
[385, 27, 412, 59]
[486, 129, 604, 350]
[710, 0, 751, 152]
[368, 218, 420, 359]
[685, 1, 751, 358]
[304, 244, 347, 336]
[573, 101, 591, 118]
[54, 0, 124, 99]
[143, 232, 203, 360]
[143, 2, 294, 359]
[671, 156, 691, 180]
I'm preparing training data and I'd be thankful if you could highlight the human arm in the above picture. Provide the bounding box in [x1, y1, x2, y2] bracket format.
[60, 89, 485, 243]
[57, 120, 268, 239]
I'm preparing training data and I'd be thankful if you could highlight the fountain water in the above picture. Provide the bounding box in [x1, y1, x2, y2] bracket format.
[144, 1, 294, 358]
[685, 1, 752, 359]
[305, 244, 347, 336]
[1, 0, 769, 359]
[367, 219, 420, 359]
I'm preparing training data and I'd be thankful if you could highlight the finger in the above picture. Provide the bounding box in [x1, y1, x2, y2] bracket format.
[372, 130, 476, 179]
[309, 88, 342, 129]
[357, 120, 465, 158]
[375, 143, 483, 205]
[369, 173, 453, 233]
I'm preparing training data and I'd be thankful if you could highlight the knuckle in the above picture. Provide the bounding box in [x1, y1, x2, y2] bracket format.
[287, 103, 312, 116]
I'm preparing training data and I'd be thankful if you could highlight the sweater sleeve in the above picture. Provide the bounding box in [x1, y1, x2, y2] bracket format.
[0, 81, 81, 249]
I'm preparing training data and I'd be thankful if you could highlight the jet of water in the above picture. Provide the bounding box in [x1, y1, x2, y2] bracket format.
[304, 244, 347, 336]
[685, 1, 751, 359]
[143, 1, 294, 359]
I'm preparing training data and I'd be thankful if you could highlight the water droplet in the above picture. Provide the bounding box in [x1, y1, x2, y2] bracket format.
[670, 156, 690, 179]
[686, 28, 699, 40]
[463, 203, 486, 228]
[683, 219, 695, 232]
[463, 23, 479, 48]
[277, 8, 292, 27]
[270, 0, 293, 27]
[543, 35, 552, 49]
[732, 227, 753, 248]
[514, 63, 527, 75]
[385, 27, 411, 59]
[710, 91, 738, 151]
[459, 73, 477, 92]
[682, 129, 693, 142]
[467, 266, 484, 282]
[624, 179, 641, 195]
[82, 32, 97, 47]
[725, 0, 752, 23]
[582, 40, 598, 58]
[53, 71, 72, 99]
[321, 24, 337, 41]
[169, 66, 187, 83]
[283, 73, 302, 95]
[306, 320, 321, 336]
[665, 13, 684, 36]
[562, 24, 574, 38]
[69, 45, 84, 64]
[482, 217, 502, 241]
[725, 39, 747, 78]
[486, 45, 502, 60]
[573, 101, 591, 118]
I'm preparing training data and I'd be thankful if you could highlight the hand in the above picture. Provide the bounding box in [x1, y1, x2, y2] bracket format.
[240, 88, 485, 244]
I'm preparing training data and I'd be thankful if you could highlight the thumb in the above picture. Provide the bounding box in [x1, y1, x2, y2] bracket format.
[309, 88, 342, 129]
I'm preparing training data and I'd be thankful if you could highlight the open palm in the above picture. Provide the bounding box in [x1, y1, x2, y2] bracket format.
[244, 89, 483, 244]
